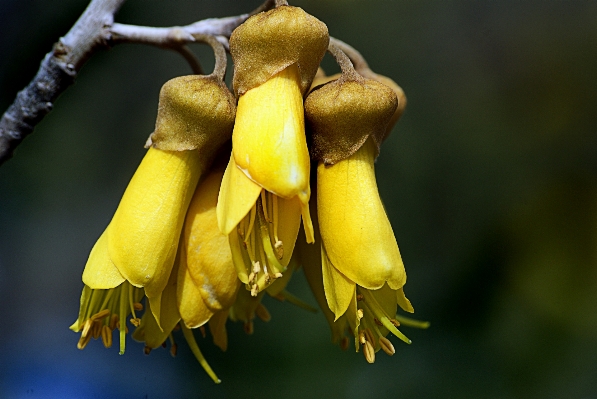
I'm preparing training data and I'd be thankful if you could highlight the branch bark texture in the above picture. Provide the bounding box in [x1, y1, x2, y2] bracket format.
[0, 0, 268, 165]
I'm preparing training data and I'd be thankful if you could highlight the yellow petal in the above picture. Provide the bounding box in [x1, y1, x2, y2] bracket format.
[217, 155, 262, 235]
[177, 253, 214, 328]
[273, 195, 303, 267]
[108, 148, 203, 304]
[208, 310, 229, 352]
[397, 287, 414, 313]
[82, 227, 125, 289]
[179, 169, 241, 328]
[321, 244, 355, 320]
[232, 64, 310, 199]
[317, 138, 406, 290]
[135, 259, 181, 348]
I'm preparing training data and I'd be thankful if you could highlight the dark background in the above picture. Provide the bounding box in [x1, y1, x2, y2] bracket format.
[2, 1, 597, 398]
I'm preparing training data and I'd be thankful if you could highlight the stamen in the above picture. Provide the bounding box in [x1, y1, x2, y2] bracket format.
[133, 302, 144, 311]
[364, 328, 376, 348]
[130, 318, 141, 327]
[390, 319, 400, 327]
[358, 331, 366, 345]
[109, 314, 119, 330]
[340, 336, 350, 351]
[363, 340, 376, 363]
[357, 309, 364, 320]
[81, 319, 93, 338]
[181, 325, 221, 384]
[394, 314, 430, 329]
[379, 336, 395, 356]
[92, 320, 102, 339]
[244, 205, 257, 245]
[91, 309, 110, 321]
[356, 294, 364, 301]
[244, 321, 254, 335]
[168, 332, 177, 357]
[374, 318, 383, 327]
[144, 346, 152, 355]
[77, 332, 93, 350]
[101, 325, 112, 348]
[199, 326, 206, 338]
[261, 191, 271, 223]
[255, 303, 271, 322]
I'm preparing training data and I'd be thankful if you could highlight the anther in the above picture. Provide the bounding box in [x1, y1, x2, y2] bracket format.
[252, 261, 261, 274]
[359, 332, 366, 345]
[363, 340, 376, 364]
[356, 294, 364, 301]
[199, 326, 206, 338]
[340, 336, 350, 351]
[357, 309, 364, 320]
[77, 332, 92, 350]
[364, 328, 375, 347]
[109, 314, 119, 330]
[101, 325, 112, 348]
[244, 321, 254, 335]
[374, 318, 383, 327]
[91, 309, 110, 321]
[144, 345, 152, 355]
[255, 303, 271, 322]
[251, 284, 259, 297]
[390, 319, 400, 327]
[379, 336, 395, 356]
[170, 343, 178, 357]
[274, 272, 283, 279]
[133, 302, 144, 311]
[81, 319, 93, 338]
[92, 320, 102, 339]
[274, 240, 283, 260]
[130, 318, 141, 327]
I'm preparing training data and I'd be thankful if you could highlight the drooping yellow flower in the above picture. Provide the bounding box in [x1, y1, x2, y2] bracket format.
[217, 4, 328, 296]
[217, 64, 315, 296]
[316, 138, 428, 361]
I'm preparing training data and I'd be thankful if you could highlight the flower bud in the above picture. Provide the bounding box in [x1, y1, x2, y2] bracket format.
[230, 5, 329, 96]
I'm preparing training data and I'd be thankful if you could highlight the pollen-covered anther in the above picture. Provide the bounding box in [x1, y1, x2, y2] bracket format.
[379, 336, 395, 356]
[357, 308, 364, 320]
[274, 240, 284, 260]
[274, 272, 283, 279]
[250, 283, 259, 297]
[364, 328, 376, 348]
[358, 331, 366, 346]
[363, 340, 376, 364]
[130, 317, 141, 327]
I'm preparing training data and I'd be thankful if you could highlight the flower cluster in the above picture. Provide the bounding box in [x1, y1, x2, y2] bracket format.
[70, 2, 427, 382]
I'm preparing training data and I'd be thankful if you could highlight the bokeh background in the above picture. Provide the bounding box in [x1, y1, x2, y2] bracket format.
[2, 1, 597, 398]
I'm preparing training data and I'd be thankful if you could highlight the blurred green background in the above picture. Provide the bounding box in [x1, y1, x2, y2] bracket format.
[2, 1, 597, 398]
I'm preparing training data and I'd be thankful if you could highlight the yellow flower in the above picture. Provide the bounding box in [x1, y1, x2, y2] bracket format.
[177, 166, 240, 329]
[71, 147, 203, 351]
[317, 138, 426, 361]
[217, 64, 315, 296]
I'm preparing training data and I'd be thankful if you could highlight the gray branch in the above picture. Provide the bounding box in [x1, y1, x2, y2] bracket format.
[0, 0, 270, 165]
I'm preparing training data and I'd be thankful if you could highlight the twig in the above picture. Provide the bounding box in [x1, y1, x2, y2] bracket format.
[0, 0, 274, 166]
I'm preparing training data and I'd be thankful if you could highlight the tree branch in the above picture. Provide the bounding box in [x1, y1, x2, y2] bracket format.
[0, 0, 273, 166]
